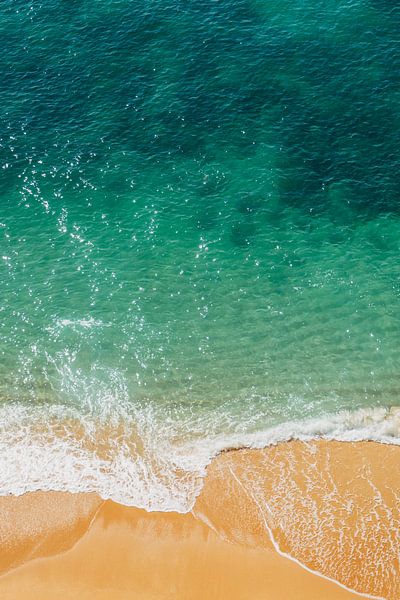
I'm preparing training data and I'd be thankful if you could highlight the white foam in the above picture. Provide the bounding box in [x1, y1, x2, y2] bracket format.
[0, 404, 400, 512]
[47, 317, 110, 333]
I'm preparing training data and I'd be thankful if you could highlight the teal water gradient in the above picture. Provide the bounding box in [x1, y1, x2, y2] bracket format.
[0, 0, 399, 506]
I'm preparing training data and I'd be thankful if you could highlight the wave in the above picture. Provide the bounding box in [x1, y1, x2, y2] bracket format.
[0, 403, 400, 512]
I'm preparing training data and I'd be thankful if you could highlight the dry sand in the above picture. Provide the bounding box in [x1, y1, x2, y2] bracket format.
[0, 440, 398, 599]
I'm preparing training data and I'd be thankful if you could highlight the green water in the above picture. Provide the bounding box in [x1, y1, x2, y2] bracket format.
[0, 0, 399, 506]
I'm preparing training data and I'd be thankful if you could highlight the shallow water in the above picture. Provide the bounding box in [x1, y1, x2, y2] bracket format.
[0, 0, 399, 509]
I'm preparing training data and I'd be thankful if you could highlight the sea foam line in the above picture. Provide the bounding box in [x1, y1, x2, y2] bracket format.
[0, 404, 400, 512]
[228, 466, 386, 600]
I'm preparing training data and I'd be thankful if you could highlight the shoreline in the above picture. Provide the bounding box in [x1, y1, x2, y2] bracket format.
[2, 404, 400, 513]
[0, 497, 359, 600]
[0, 439, 399, 599]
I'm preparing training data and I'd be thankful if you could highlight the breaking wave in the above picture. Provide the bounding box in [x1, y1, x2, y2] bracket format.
[1, 403, 400, 512]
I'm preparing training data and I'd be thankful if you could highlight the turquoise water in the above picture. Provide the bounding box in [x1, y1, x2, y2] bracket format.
[0, 0, 400, 508]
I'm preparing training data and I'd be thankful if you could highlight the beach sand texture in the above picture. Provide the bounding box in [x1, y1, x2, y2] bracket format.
[0, 440, 398, 600]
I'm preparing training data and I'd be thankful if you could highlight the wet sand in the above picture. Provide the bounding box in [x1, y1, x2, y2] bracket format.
[0, 440, 399, 599]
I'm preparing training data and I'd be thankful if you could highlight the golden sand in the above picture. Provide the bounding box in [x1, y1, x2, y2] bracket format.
[197, 440, 400, 599]
[0, 440, 398, 599]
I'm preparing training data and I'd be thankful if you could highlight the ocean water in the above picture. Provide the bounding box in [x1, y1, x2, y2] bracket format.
[0, 0, 399, 510]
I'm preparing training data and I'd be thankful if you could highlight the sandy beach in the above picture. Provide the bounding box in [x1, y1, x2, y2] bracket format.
[0, 440, 398, 600]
